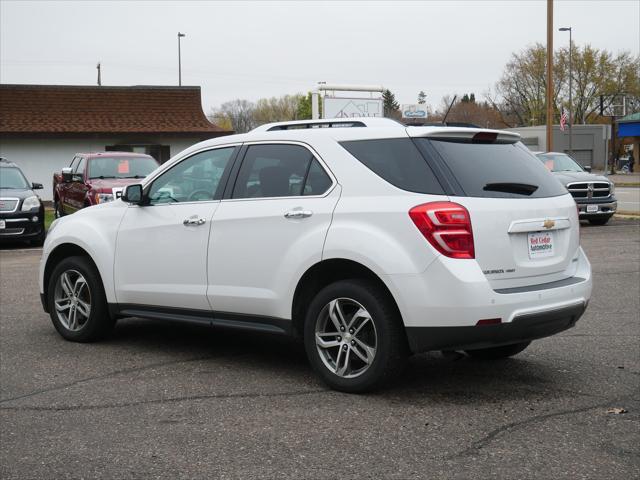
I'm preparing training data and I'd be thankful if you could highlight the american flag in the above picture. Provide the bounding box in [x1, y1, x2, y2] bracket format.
[560, 107, 568, 131]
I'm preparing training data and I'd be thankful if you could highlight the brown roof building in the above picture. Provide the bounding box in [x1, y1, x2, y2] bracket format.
[0, 84, 232, 200]
[0, 84, 229, 136]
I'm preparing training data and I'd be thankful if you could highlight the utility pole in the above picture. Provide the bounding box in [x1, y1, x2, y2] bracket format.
[559, 26, 572, 155]
[96, 62, 101, 86]
[177, 32, 186, 86]
[546, 0, 554, 152]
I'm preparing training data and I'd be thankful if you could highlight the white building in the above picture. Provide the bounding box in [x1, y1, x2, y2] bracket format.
[0, 84, 231, 201]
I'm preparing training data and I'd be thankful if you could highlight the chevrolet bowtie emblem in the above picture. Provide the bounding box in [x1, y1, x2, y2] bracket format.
[543, 219, 555, 229]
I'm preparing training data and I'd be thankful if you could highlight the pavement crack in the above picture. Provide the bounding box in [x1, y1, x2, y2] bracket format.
[0, 388, 328, 412]
[446, 392, 639, 460]
[0, 355, 221, 404]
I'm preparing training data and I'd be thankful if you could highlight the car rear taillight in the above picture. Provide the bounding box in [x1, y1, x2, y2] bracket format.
[409, 201, 475, 259]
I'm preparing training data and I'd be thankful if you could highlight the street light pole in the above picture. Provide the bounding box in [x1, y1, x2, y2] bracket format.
[177, 32, 186, 86]
[560, 27, 573, 156]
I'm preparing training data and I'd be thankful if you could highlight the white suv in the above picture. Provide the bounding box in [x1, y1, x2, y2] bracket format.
[39, 118, 592, 392]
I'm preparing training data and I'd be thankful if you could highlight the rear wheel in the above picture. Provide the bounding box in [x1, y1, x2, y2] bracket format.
[465, 341, 530, 360]
[588, 216, 612, 226]
[47, 256, 114, 342]
[304, 279, 407, 393]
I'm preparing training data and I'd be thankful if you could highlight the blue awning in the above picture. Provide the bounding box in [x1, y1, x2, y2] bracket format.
[619, 122, 640, 137]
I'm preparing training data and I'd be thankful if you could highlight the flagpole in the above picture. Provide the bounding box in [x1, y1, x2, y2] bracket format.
[546, 0, 554, 152]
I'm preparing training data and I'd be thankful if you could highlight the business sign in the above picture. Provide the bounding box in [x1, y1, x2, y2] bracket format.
[401, 104, 428, 119]
[323, 97, 383, 119]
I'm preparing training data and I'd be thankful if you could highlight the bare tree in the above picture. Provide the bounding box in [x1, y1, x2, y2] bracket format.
[253, 94, 304, 125]
[209, 99, 256, 133]
[494, 43, 639, 126]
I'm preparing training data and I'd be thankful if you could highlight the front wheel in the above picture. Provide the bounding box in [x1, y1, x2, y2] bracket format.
[53, 199, 64, 218]
[30, 230, 45, 247]
[47, 256, 114, 342]
[304, 279, 407, 393]
[465, 341, 530, 360]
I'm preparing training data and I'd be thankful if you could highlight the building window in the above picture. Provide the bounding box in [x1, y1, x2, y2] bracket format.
[106, 144, 171, 164]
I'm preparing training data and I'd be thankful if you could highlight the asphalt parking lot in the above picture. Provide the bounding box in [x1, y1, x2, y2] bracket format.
[1, 219, 639, 479]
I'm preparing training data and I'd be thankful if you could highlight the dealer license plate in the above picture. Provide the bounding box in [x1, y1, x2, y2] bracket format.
[528, 231, 554, 259]
[0, 220, 5, 229]
[586, 205, 598, 213]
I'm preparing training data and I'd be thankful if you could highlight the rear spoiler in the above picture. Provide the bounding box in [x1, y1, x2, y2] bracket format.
[407, 128, 520, 144]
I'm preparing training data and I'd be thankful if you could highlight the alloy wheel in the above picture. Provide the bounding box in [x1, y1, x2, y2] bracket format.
[54, 269, 91, 331]
[315, 298, 378, 378]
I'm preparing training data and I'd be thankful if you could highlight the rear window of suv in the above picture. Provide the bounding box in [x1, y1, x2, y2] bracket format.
[419, 139, 567, 198]
[340, 138, 445, 194]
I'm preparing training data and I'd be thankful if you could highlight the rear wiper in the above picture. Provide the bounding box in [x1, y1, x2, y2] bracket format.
[483, 182, 538, 196]
[121, 175, 143, 179]
[89, 176, 117, 179]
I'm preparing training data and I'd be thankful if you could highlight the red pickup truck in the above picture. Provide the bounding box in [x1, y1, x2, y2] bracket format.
[53, 152, 159, 217]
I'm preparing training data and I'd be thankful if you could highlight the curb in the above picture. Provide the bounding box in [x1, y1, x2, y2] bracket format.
[614, 183, 640, 188]
[614, 212, 640, 219]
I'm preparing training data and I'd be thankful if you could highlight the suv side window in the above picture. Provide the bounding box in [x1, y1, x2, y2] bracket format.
[340, 138, 445, 195]
[232, 144, 330, 199]
[148, 147, 235, 204]
[303, 159, 332, 196]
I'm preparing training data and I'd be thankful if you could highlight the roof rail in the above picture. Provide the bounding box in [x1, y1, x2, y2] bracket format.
[251, 117, 403, 132]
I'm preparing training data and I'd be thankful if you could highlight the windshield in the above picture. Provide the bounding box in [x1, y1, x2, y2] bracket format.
[88, 156, 158, 179]
[536, 153, 584, 172]
[0, 167, 30, 189]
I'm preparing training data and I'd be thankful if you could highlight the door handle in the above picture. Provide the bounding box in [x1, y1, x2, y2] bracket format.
[183, 217, 206, 226]
[284, 209, 313, 219]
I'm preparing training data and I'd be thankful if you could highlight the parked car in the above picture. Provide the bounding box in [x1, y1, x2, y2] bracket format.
[52, 152, 159, 217]
[40, 119, 592, 392]
[0, 157, 46, 246]
[535, 152, 617, 225]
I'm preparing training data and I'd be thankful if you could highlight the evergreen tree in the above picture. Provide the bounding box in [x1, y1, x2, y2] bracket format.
[417, 90, 427, 105]
[383, 89, 400, 117]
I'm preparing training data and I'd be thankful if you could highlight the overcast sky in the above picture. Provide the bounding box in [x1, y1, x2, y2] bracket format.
[1, 0, 638, 114]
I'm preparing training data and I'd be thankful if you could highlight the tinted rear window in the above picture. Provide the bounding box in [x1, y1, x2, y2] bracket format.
[340, 138, 444, 194]
[421, 140, 567, 198]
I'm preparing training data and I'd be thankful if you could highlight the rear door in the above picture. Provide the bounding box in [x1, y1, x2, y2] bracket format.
[207, 142, 339, 320]
[412, 132, 579, 290]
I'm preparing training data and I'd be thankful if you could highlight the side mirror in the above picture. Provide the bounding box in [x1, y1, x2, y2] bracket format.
[121, 184, 144, 205]
[61, 167, 73, 182]
[32, 182, 43, 190]
[583, 165, 592, 173]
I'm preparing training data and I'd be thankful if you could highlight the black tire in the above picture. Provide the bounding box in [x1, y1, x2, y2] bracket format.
[47, 255, 114, 342]
[303, 279, 407, 393]
[53, 199, 64, 218]
[465, 341, 530, 360]
[30, 231, 45, 247]
[588, 216, 611, 226]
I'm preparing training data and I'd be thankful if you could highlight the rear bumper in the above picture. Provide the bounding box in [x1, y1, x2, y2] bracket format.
[383, 246, 592, 352]
[405, 302, 585, 353]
